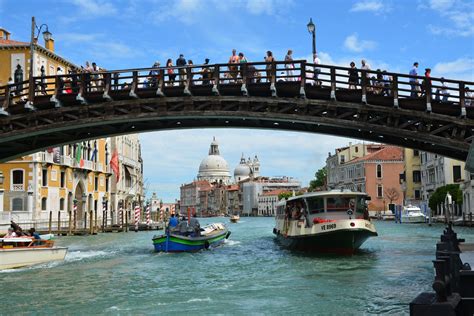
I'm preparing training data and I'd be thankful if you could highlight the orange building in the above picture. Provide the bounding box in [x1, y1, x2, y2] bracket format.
[326, 144, 404, 212]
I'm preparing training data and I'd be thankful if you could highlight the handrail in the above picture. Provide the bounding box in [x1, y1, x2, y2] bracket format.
[0, 59, 472, 116]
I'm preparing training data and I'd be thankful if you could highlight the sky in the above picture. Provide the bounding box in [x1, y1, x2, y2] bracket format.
[1, 0, 473, 202]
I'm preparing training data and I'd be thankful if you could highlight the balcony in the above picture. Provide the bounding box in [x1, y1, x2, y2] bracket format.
[12, 184, 24, 191]
[38, 151, 54, 164]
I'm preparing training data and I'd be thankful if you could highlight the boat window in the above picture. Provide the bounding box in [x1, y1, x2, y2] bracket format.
[306, 196, 324, 214]
[326, 196, 356, 212]
[355, 196, 367, 214]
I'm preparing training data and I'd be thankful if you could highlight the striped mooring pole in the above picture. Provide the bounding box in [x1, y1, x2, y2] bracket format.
[119, 206, 123, 228]
[134, 205, 140, 232]
[146, 205, 151, 229]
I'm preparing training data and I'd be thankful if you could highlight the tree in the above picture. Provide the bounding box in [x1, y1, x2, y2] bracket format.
[278, 191, 304, 201]
[309, 167, 327, 191]
[428, 184, 462, 211]
[384, 187, 400, 204]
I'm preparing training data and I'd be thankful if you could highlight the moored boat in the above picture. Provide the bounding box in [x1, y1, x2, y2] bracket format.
[401, 205, 428, 223]
[0, 237, 68, 270]
[230, 214, 240, 223]
[152, 223, 231, 252]
[273, 190, 377, 254]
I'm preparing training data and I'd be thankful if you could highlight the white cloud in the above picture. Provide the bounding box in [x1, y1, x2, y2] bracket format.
[433, 57, 474, 81]
[343, 34, 376, 53]
[350, 0, 389, 13]
[425, 0, 474, 37]
[70, 0, 117, 16]
[429, 0, 455, 10]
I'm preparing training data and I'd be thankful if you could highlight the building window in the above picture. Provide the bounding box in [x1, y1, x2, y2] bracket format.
[41, 197, 47, 211]
[340, 155, 345, 164]
[60, 171, 65, 188]
[94, 176, 98, 191]
[376, 164, 382, 179]
[51, 169, 57, 181]
[413, 170, 421, 183]
[94, 200, 98, 211]
[60, 198, 65, 210]
[11, 198, 23, 211]
[11, 169, 24, 191]
[105, 178, 109, 192]
[377, 185, 383, 198]
[414, 190, 421, 199]
[42, 169, 48, 187]
[355, 146, 358, 153]
[413, 150, 419, 156]
[453, 165, 462, 182]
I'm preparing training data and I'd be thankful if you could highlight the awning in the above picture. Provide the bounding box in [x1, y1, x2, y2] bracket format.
[125, 165, 135, 176]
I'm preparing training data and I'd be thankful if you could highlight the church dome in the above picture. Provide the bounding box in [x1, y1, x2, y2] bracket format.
[234, 163, 251, 177]
[197, 137, 231, 184]
[199, 155, 230, 174]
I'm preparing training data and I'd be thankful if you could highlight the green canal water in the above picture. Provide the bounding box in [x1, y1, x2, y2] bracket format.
[1, 218, 474, 315]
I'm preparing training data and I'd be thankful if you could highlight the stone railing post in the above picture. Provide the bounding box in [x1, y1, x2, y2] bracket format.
[299, 60, 306, 98]
[459, 82, 466, 117]
[361, 70, 367, 104]
[392, 74, 399, 108]
[330, 67, 336, 100]
[212, 65, 220, 96]
[157, 69, 165, 96]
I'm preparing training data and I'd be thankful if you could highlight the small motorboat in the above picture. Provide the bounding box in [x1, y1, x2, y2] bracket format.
[230, 214, 240, 223]
[0, 237, 68, 270]
[152, 223, 231, 252]
[401, 205, 428, 223]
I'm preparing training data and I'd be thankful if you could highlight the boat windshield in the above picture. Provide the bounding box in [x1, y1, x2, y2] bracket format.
[327, 195, 366, 214]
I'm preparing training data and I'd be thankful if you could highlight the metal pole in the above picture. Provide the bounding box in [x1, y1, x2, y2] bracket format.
[28, 17, 35, 105]
[312, 31, 316, 59]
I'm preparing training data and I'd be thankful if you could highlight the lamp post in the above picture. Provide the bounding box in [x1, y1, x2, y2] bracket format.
[307, 18, 316, 59]
[27, 17, 52, 108]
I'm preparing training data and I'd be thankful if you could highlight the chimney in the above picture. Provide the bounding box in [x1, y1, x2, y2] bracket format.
[45, 38, 54, 52]
[0, 28, 10, 40]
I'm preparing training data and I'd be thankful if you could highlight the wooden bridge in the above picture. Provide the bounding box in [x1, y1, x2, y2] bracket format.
[0, 60, 472, 161]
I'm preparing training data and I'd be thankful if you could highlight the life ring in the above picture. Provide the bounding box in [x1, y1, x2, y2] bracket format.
[225, 231, 231, 239]
[204, 240, 210, 249]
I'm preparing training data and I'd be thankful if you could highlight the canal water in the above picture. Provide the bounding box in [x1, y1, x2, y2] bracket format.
[1, 218, 474, 315]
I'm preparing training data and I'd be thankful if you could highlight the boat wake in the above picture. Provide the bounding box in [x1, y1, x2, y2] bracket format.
[65, 250, 115, 262]
[185, 297, 212, 303]
[224, 240, 241, 246]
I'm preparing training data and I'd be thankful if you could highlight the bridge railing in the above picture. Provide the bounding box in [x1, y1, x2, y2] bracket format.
[0, 60, 472, 117]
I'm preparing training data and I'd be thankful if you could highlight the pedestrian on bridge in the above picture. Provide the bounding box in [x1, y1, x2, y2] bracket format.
[285, 49, 294, 81]
[176, 54, 187, 86]
[409, 62, 420, 98]
[265, 51, 274, 83]
[166, 59, 176, 86]
[348, 61, 359, 89]
[229, 49, 240, 82]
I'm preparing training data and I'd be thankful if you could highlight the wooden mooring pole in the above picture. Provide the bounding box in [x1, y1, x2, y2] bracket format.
[68, 210, 72, 235]
[89, 210, 93, 235]
[94, 209, 98, 234]
[48, 211, 52, 234]
[125, 210, 129, 232]
[57, 211, 61, 235]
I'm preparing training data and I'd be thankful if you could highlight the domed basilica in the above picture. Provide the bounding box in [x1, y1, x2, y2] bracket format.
[197, 138, 260, 184]
[197, 137, 231, 184]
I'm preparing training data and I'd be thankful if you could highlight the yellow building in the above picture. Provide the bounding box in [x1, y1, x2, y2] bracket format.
[0, 27, 75, 87]
[0, 139, 112, 230]
[401, 148, 422, 205]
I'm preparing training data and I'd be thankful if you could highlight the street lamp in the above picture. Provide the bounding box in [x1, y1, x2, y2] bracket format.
[307, 18, 316, 59]
[27, 17, 52, 108]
